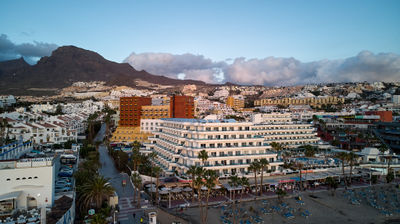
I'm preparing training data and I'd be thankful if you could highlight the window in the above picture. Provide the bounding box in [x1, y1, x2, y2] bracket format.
[6, 178, 10, 181]
[235, 151, 240, 155]
[228, 151, 233, 156]
[222, 127, 227, 131]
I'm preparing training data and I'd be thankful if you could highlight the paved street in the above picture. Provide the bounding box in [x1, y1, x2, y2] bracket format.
[96, 124, 145, 223]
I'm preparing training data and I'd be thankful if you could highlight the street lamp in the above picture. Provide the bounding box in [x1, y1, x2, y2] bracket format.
[113, 210, 118, 224]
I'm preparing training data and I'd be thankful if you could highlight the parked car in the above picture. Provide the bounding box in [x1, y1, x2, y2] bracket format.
[55, 186, 71, 192]
[58, 177, 72, 182]
[58, 172, 73, 177]
[56, 181, 72, 186]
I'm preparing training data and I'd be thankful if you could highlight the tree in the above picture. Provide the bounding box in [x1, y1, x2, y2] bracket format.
[131, 173, 142, 208]
[270, 142, 283, 153]
[203, 170, 218, 224]
[148, 152, 158, 204]
[0, 118, 9, 146]
[295, 162, 304, 191]
[198, 150, 209, 166]
[259, 158, 269, 196]
[228, 175, 240, 224]
[79, 175, 115, 210]
[336, 152, 348, 186]
[248, 161, 260, 195]
[153, 166, 162, 205]
[194, 168, 205, 223]
[187, 165, 198, 203]
[238, 177, 249, 206]
[131, 141, 143, 171]
[325, 176, 338, 196]
[276, 189, 287, 202]
[90, 214, 107, 224]
[304, 145, 316, 157]
[87, 112, 99, 144]
[347, 152, 357, 185]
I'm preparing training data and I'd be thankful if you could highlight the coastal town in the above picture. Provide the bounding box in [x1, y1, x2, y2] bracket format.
[1, 81, 400, 223]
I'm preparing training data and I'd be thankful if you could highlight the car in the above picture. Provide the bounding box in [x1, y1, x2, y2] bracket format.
[58, 177, 71, 182]
[58, 172, 73, 177]
[60, 167, 73, 172]
[55, 186, 71, 192]
[56, 181, 72, 186]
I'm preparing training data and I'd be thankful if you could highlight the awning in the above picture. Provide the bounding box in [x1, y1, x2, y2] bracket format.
[0, 191, 22, 201]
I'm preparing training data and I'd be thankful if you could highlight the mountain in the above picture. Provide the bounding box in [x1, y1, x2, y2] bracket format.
[0, 57, 30, 76]
[0, 46, 205, 95]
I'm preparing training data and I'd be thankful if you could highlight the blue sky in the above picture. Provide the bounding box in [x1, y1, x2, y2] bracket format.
[1, 0, 399, 85]
[1, 0, 399, 62]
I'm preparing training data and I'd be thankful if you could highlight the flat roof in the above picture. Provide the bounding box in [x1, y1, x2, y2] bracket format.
[0, 191, 22, 201]
[161, 118, 238, 123]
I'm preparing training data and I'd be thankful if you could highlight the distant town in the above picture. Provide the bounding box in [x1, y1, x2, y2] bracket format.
[0, 80, 400, 223]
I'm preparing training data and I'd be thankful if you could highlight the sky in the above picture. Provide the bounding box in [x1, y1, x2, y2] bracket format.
[0, 0, 399, 85]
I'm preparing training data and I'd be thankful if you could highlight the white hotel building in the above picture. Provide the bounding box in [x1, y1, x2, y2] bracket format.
[251, 113, 320, 148]
[145, 118, 284, 177]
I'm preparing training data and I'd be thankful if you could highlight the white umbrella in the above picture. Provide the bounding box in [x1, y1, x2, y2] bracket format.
[183, 187, 192, 192]
[161, 187, 171, 191]
[171, 188, 182, 193]
[201, 186, 208, 191]
[159, 190, 169, 195]
[213, 185, 222, 189]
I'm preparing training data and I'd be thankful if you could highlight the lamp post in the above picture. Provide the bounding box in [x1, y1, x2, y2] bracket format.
[113, 210, 118, 224]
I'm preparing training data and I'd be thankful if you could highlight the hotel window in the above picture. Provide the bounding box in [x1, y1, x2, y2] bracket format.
[222, 127, 227, 131]
[230, 127, 234, 131]
[239, 135, 244, 139]
[235, 151, 240, 155]
[234, 143, 239, 147]
[228, 151, 233, 156]
[211, 152, 217, 157]
[219, 152, 225, 156]
[269, 158, 274, 162]
[242, 143, 247, 147]
[224, 135, 228, 139]
[226, 143, 232, 147]
[214, 127, 219, 131]
[238, 159, 243, 164]
[208, 135, 213, 139]
[217, 143, 223, 148]
[231, 135, 236, 139]
[246, 159, 251, 164]
[210, 144, 215, 148]
[229, 160, 235, 165]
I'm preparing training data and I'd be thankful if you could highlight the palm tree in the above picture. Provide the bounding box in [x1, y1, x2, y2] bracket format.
[347, 152, 357, 185]
[187, 165, 198, 203]
[270, 142, 283, 153]
[87, 112, 99, 144]
[0, 118, 9, 146]
[131, 173, 142, 208]
[248, 161, 260, 195]
[91, 214, 107, 224]
[325, 176, 338, 196]
[203, 170, 218, 224]
[228, 175, 240, 224]
[153, 166, 162, 206]
[131, 142, 143, 171]
[336, 152, 348, 186]
[198, 150, 209, 166]
[238, 176, 249, 206]
[259, 158, 269, 196]
[379, 144, 388, 161]
[148, 152, 158, 204]
[295, 162, 304, 191]
[79, 175, 115, 210]
[194, 168, 205, 223]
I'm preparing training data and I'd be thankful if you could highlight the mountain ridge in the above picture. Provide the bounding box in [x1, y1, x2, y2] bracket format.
[0, 45, 206, 95]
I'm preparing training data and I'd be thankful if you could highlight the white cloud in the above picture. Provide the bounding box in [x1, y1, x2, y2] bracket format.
[125, 50, 400, 86]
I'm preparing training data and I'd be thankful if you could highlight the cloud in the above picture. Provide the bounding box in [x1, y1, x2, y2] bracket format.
[0, 34, 58, 63]
[125, 50, 400, 86]
[124, 52, 226, 83]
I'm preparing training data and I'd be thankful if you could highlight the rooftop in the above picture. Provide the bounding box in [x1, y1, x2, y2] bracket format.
[161, 118, 238, 124]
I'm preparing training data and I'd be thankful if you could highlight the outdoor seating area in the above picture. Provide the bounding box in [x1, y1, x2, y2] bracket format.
[341, 185, 400, 216]
[0, 208, 41, 224]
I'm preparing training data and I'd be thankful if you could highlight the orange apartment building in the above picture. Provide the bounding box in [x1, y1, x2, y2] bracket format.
[170, 95, 195, 118]
[119, 97, 152, 127]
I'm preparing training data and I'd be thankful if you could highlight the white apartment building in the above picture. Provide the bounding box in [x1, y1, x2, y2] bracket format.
[0, 157, 55, 213]
[145, 118, 283, 178]
[251, 113, 320, 148]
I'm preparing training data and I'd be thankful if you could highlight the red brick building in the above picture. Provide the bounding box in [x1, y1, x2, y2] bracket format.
[365, 111, 393, 122]
[119, 97, 151, 126]
[170, 95, 194, 118]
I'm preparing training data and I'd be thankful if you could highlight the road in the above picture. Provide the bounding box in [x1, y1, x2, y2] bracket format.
[95, 124, 145, 223]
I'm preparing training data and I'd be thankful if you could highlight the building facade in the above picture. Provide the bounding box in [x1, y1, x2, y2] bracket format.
[145, 118, 283, 178]
[170, 95, 194, 119]
[226, 95, 245, 110]
[255, 96, 344, 107]
[119, 97, 151, 127]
